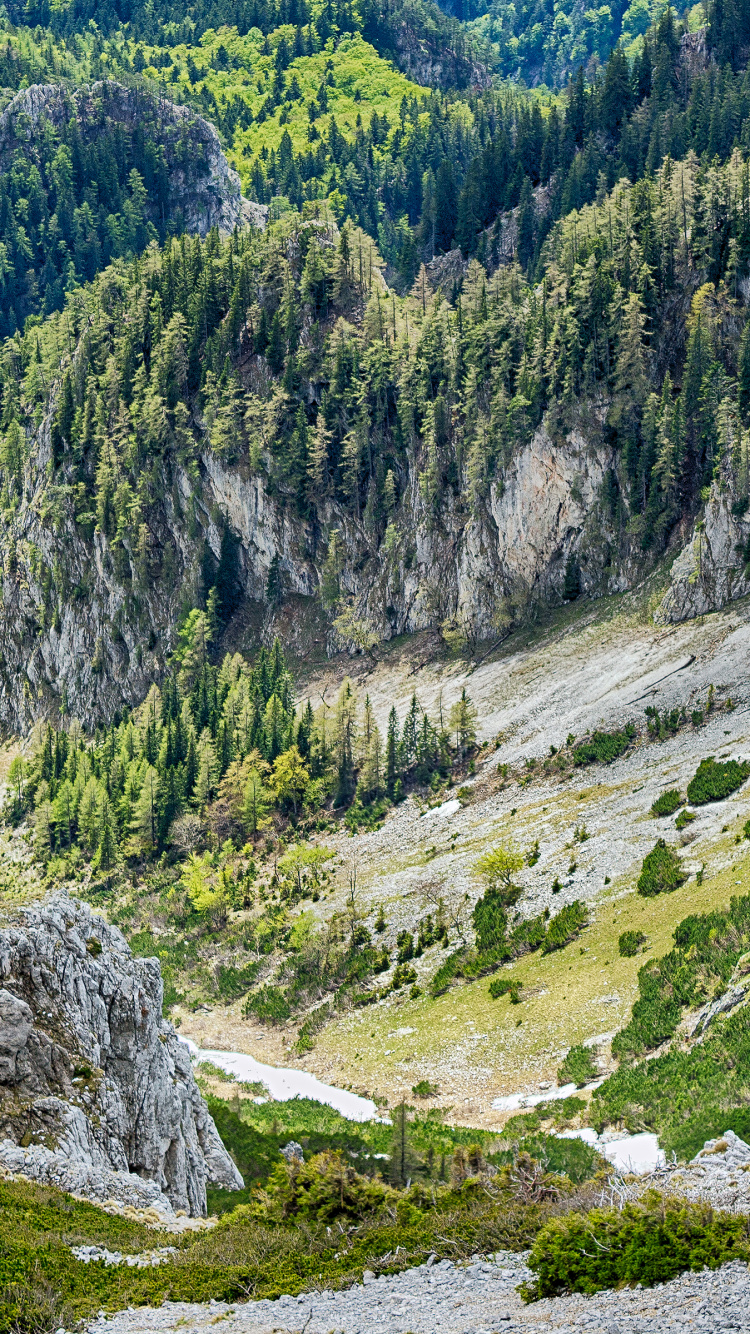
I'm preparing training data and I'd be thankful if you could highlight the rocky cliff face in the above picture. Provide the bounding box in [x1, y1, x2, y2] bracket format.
[0, 894, 242, 1216]
[656, 461, 750, 624]
[0, 81, 267, 238]
[0, 390, 649, 730]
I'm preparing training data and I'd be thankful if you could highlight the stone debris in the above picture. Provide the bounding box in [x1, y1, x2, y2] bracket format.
[279, 1140, 305, 1163]
[71, 1244, 177, 1268]
[0, 894, 243, 1217]
[645, 1129, 750, 1215]
[81, 1251, 750, 1333]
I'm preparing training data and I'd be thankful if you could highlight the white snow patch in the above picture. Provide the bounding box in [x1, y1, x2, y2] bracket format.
[181, 1040, 379, 1121]
[559, 1128, 665, 1174]
[492, 1080, 604, 1111]
[421, 798, 461, 820]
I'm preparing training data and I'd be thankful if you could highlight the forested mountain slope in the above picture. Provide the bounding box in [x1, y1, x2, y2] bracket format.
[0, 78, 258, 334]
[1, 61, 750, 729]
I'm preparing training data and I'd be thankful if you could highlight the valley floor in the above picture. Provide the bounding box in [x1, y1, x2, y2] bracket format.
[84, 1252, 750, 1333]
[177, 586, 750, 1126]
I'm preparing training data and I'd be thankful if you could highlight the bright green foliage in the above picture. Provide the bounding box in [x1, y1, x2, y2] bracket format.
[489, 976, 521, 1002]
[651, 789, 682, 817]
[618, 929, 646, 957]
[541, 900, 588, 953]
[242, 983, 292, 1023]
[675, 807, 697, 830]
[557, 1043, 597, 1088]
[277, 845, 334, 900]
[474, 844, 524, 915]
[572, 724, 636, 767]
[141, 30, 428, 159]
[522, 1197, 750, 1301]
[686, 757, 750, 805]
[637, 839, 687, 897]
[610, 892, 750, 1061]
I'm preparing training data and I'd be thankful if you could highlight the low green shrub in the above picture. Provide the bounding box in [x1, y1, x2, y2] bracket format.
[572, 723, 635, 766]
[686, 757, 750, 805]
[651, 789, 682, 817]
[432, 900, 586, 995]
[521, 1195, 750, 1300]
[430, 948, 469, 995]
[294, 1002, 333, 1053]
[0, 1170, 552, 1332]
[675, 808, 696, 830]
[645, 705, 684, 739]
[592, 1008, 750, 1160]
[242, 984, 291, 1023]
[557, 1044, 597, 1088]
[513, 1134, 603, 1184]
[392, 962, 418, 989]
[502, 1097, 586, 1138]
[412, 1080, 439, 1098]
[542, 900, 588, 953]
[255, 1149, 397, 1223]
[397, 930, 415, 962]
[637, 840, 686, 897]
[618, 930, 646, 957]
[600, 892, 750, 1140]
[488, 976, 521, 1002]
[215, 961, 260, 1000]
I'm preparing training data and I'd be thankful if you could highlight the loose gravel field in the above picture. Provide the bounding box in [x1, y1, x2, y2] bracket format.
[84, 1252, 750, 1333]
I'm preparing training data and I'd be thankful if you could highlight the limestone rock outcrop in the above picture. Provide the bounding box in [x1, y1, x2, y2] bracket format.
[656, 471, 750, 624]
[0, 894, 242, 1216]
[0, 405, 641, 730]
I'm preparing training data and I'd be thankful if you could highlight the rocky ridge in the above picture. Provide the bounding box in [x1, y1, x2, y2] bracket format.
[0, 893, 242, 1216]
[646, 1130, 750, 1215]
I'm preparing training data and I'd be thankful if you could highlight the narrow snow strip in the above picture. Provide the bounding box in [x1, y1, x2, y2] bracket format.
[421, 797, 461, 820]
[181, 1039, 379, 1121]
[491, 1080, 604, 1111]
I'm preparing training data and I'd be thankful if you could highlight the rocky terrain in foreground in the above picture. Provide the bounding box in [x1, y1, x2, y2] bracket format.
[83, 1252, 750, 1333]
[0, 894, 242, 1216]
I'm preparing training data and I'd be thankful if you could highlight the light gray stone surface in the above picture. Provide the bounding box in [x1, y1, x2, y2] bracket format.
[82, 1252, 750, 1333]
[0, 894, 242, 1216]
